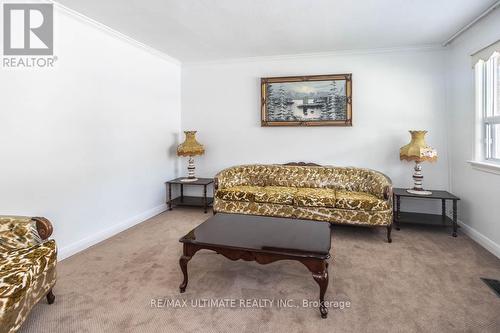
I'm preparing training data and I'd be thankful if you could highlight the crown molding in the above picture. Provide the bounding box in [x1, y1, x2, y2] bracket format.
[42, 1, 446, 66]
[182, 44, 444, 67]
[51, 1, 181, 65]
[442, 0, 500, 46]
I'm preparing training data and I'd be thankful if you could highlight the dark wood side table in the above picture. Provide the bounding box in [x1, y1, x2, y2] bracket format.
[393, 188, 460, 237]
[166, 178, 214, 213]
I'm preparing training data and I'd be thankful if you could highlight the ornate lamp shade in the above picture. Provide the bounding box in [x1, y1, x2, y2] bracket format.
[177, 131, 205, 157]
[400, 130, 437, 195]
[400, 130, 437, 162]
[177, 131, 205, 182]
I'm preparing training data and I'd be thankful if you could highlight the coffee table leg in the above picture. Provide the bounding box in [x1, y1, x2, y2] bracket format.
[179, 243, 199, 293]
[314, 261, 329, 318]
[302, 259, 329, 318]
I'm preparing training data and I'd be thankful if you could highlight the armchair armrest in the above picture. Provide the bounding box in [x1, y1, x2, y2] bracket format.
[0, 216, 53, 250]
[32, 217, 53, 240]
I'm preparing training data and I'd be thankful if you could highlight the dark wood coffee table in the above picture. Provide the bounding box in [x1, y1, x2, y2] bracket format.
[178, 213, 332, 318]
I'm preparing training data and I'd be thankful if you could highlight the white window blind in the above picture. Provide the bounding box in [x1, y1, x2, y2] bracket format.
[473, 43, 500, 167]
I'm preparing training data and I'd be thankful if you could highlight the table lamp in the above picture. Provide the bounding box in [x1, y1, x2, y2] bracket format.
[400, 130, 437, 195]
[177, 131, 205, 182]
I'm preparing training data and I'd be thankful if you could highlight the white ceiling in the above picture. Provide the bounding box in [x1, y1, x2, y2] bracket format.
[55, 0, 497, 62]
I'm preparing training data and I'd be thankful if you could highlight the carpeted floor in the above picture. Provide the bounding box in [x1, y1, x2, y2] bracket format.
[20, 208, 500, 333]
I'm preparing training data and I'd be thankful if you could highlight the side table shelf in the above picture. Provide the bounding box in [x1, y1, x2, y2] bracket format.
[393, 188, 460, 237]
[166, 178, 214, 213]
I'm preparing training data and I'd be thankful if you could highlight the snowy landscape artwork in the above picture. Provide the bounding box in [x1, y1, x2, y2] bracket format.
[261, 74, 352, 126]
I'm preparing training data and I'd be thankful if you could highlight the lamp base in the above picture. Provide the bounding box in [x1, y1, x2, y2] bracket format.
[180, 177, 198, 182]
[180, 156, 198, 182]
[408, 161, 432, 195]
[407, 189, 433, 195]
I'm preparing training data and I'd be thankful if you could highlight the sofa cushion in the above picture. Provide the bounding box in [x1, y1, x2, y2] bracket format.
[335, 190, 389, 211]
[215, 186, 262, 202]
[254, 186, 297, 205]
[294, 188, 336, 208]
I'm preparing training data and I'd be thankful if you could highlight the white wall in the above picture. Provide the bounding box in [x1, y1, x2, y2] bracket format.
[5, 2, 496, 260]
[182, 48, 449, 212]
[0, 6, 181, 259]
[447, 9, 500, 257]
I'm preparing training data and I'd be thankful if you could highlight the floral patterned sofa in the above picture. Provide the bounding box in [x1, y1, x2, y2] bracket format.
[0, 216, 57, 333]
[213, 163, 393, 242]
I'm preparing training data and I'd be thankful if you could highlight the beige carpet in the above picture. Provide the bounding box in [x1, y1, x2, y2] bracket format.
[19, 208, 500, 333]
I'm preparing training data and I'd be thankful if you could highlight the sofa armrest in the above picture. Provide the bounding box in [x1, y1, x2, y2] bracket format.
[366, 171, 393, 204]
[213, 168, 234, 190]
[213, 177, 219, 206]
[214, 177, 219, 192]
[380, 173, 393, 203]
[383, 184, 393, 202]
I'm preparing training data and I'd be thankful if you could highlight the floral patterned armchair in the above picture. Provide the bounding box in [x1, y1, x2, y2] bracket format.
[0, 216, 57, 333]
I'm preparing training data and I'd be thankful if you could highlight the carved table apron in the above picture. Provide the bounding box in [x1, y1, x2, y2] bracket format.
[179, 242, 330, 318]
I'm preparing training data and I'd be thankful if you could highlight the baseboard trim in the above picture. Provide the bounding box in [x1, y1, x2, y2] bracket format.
[458, 219, 500, 259]
[57, 204, 167, 261]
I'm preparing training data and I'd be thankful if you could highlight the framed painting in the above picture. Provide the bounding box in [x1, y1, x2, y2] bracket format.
[261, 74, 352, 126]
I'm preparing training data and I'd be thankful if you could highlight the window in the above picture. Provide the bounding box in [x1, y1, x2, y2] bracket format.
[474, 51, 500, 166]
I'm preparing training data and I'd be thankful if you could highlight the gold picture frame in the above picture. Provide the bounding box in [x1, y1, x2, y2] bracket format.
[261, 74, 352, 127]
